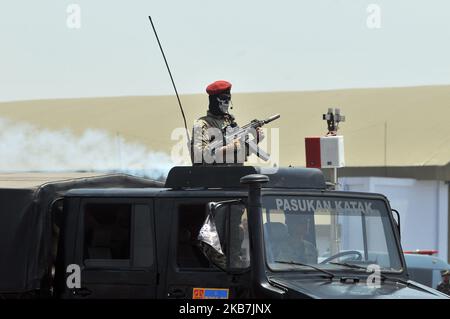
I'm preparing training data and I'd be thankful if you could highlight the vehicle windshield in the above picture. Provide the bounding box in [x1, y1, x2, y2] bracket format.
[262, 195, 403, 273]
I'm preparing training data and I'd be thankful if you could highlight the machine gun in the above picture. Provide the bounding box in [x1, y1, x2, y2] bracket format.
[209, 114, 280, 161]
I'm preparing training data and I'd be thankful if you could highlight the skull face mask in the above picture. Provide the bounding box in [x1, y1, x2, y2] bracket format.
[217, 94, 231, 114]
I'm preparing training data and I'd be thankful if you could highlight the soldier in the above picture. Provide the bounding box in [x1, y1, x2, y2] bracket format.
[437, 269, 450, 295]
[279, 216, 318, 264]
[198, 205, 250, 271]
[190, 80, 264, 165]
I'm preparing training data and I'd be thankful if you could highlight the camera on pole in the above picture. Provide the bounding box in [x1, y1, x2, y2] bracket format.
[322, 107, 345, 135]
[323, 108, 345, 135]
[305, 108, 346, 170]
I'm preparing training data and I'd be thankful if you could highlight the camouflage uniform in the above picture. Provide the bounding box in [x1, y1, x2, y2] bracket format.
[437, 281, 450, 295]
[200, 243, 227, 270]
[278, 238, 318, 264]
[198, 205, 248, 270]
[191, 111, 245, 165]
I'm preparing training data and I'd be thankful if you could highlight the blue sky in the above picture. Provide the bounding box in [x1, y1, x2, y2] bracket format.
[1, 0, 450, 101]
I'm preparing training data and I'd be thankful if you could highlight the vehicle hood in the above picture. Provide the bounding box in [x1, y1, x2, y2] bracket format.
[269, 275, 448, 299]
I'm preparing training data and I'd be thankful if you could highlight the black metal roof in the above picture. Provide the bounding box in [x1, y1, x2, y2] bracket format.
[164, 166, 326, 190]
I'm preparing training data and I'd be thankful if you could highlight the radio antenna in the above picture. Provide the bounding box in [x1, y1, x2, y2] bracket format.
[148, 16, 191, 145]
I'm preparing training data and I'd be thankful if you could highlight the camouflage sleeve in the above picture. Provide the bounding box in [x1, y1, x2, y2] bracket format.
[191, 119, 212, 164]
[201, 242, 227, 270]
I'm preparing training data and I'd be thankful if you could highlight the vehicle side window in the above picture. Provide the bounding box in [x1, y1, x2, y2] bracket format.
[176, 202, 250, 270]
[84, 203, 131, 261]
[213, 204, 250, 270]
[82, 202, 155, 269]
[176, 204, 211, 269]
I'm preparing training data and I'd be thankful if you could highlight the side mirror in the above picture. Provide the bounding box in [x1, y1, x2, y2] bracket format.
[392, 209, 401, 238]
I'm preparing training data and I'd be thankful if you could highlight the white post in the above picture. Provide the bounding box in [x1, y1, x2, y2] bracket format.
[329, 167, 340, 255]
[333, 167, 338, 190]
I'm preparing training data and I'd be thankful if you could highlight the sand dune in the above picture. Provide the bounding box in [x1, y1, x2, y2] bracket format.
[1, 85, 449, 169]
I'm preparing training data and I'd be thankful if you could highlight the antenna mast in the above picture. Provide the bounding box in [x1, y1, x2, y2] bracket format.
[148, 16, 191, 146]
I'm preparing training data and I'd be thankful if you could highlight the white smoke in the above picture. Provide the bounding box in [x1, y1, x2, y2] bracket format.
[0, 117, 173, 180]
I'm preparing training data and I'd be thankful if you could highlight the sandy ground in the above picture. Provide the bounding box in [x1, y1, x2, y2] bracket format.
[1, 85, 449, 169]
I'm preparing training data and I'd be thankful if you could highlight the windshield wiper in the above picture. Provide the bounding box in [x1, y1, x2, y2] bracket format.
[328, 261, 368, 271]
[274, 260, 335, 280]
[328, 262, 411, 286]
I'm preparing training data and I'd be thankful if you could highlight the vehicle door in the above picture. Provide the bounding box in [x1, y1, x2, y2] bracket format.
[160, 197, 251, 299]
[61, 197, 157, 298]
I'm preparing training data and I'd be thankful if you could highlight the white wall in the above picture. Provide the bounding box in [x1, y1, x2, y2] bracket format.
[339, 177, 449, 262]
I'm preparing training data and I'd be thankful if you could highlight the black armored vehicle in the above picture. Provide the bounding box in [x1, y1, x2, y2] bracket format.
[0, 166, 447, 299]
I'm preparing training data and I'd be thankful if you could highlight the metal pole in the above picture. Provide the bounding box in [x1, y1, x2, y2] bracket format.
[330, 167, 340, 255]
[333, 167, 338, 189]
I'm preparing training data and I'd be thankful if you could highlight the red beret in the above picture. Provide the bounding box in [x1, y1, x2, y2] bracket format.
[206, 80, 232, 95]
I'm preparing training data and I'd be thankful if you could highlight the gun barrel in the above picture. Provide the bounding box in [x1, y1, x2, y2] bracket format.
[264, 114, 281, 124]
